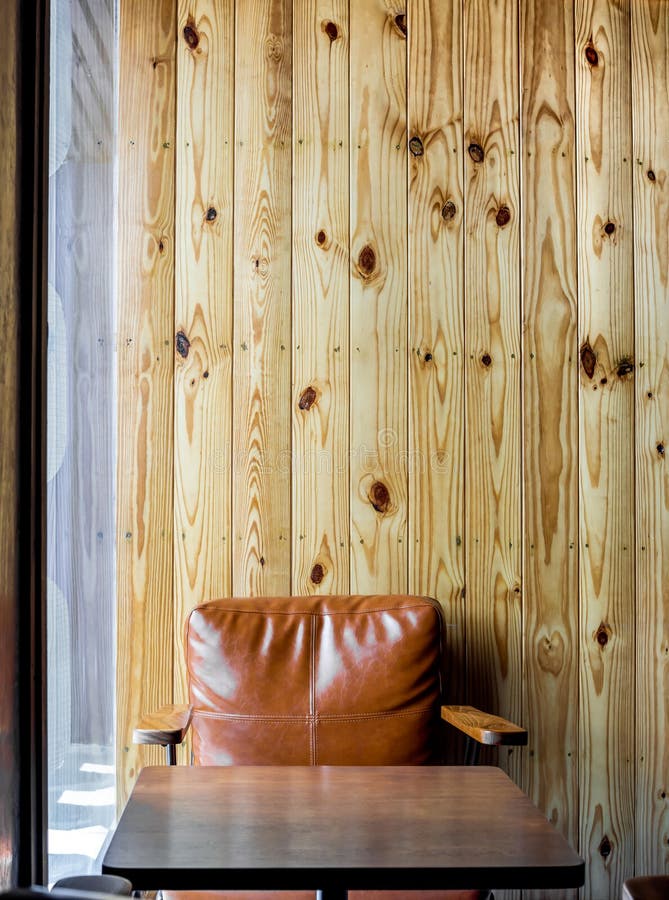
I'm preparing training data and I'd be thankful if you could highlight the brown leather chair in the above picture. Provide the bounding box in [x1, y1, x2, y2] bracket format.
[135, 595, 527, 900]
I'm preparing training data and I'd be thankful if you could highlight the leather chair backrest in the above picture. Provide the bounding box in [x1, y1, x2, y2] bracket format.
[185, 594, 444, 766]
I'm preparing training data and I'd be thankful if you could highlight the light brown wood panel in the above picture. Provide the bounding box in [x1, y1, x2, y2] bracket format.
[463, 0, 522, 777]
[232, 0, 292, 596]
[117, 0, 176, 808]
[407, 0, 464, 699]
[632, 0, 669, 876]
[174, 0, 234, 711]
[349, 0, 408, 594]
[292, 0, 349, 596]
[575, 0, 635, 893]
[520, 0, 579, 874]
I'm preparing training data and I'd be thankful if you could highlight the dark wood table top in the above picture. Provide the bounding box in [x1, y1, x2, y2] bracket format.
[102, 766, 584, 892]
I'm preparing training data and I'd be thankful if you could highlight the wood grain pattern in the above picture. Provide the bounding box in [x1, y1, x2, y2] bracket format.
[0, 1, 20, 886]
[174, 0, 234, 714]
[349, 0, 408, 594]
[232, 0, 292, 597]
[292, 0, 349, 596]
[117, 0, 176, 808]
[463, 0, 522, 776]
[407, 0, 464, 700]
[111, 3, 669, 891]
[133, 704, 193, 745]
[441, 705, 527, 746]
[103, 766, 584, 891]
[575, 0, 635, 894]
[520, 0, 579, 870]
[631, 0, 669, 877]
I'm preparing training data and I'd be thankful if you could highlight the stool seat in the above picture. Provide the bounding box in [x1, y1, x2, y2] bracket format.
[52, 876, 133, 896]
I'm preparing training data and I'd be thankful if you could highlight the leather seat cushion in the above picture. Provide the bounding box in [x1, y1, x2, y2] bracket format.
[185, 595, 444, 766]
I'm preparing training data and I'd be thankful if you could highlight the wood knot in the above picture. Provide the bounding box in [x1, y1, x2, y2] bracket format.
[393, 13, 407, 37]
[357, 244, 377, 279]
[595, 622, 612, 648]
[599, 836, 612, 858]
[203, 370, 209, 379]
[323, 20, 338, 41]
[657, 442, 665, 457]
[409, 136, 424, 157]
[158, 239, 165, 253]
[468, 143, 485, 163]
[298, 386, 318, 411]
[495, 206, 511, 227]
[580, 341, 596, 379]
[369, 480, 391, 514]
[647, 170, 656, 182]
[310, 563, 325, 585]
[585, 44, 599, 67]
[316, 229, 327, 247]
[481, 353, 492, 368]
[183, 21, 200, 50]
[424, 351, 433, 363]
[264, 34, 283, 62]
[259, 556, 265, 567]
[603, 221, 615, 235]
[441, 200, 457, 221]
[175, 331, 190, 358]
[205, 207, 217, 222]
[616, 358, 634, 378]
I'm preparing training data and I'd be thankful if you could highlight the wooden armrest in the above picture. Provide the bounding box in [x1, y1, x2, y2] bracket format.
[441, 704, 527, 746]
[133, 703, 193, 746]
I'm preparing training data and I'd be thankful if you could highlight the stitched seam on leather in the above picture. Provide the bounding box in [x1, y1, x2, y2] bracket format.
[193, 707, 434, 722]
[315, 708, 434, 722]
[194, 712, 312, 723]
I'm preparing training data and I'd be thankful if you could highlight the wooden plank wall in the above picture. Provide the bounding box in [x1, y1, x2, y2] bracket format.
[173, 0, 234, 725]
[116, 0, 669, 894]
[632, 0, 669, 879]
[576, 1, 635, 894]
[117, 0, 176, 807]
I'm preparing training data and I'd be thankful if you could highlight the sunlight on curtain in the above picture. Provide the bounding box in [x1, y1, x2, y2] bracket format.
[47, 0, 118, 883]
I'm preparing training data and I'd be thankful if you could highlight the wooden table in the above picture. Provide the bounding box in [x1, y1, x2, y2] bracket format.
[102, 766, 584, 898]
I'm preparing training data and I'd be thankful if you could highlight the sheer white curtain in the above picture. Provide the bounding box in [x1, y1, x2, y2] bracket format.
[47, 0, 118, 883]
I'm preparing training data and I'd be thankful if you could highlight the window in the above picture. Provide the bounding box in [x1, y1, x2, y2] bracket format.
[47, 0, 118, 882]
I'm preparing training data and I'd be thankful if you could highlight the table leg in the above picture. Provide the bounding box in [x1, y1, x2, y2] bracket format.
[316, 889, 348, 900]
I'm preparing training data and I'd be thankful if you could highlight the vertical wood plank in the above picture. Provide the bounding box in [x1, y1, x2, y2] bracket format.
[407, 0, 464, 697]
[292, 0, 349, 596]
[233, 0, 292, 597]
[632, 0, 669, 877]
[117, 0, 176, 808]
[575, 0, 635, 893]
[349, 0, 407, 594]
[463, 0, 522, 775]
[174, 0, 233, 712]
[520, 0, 579, 874]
